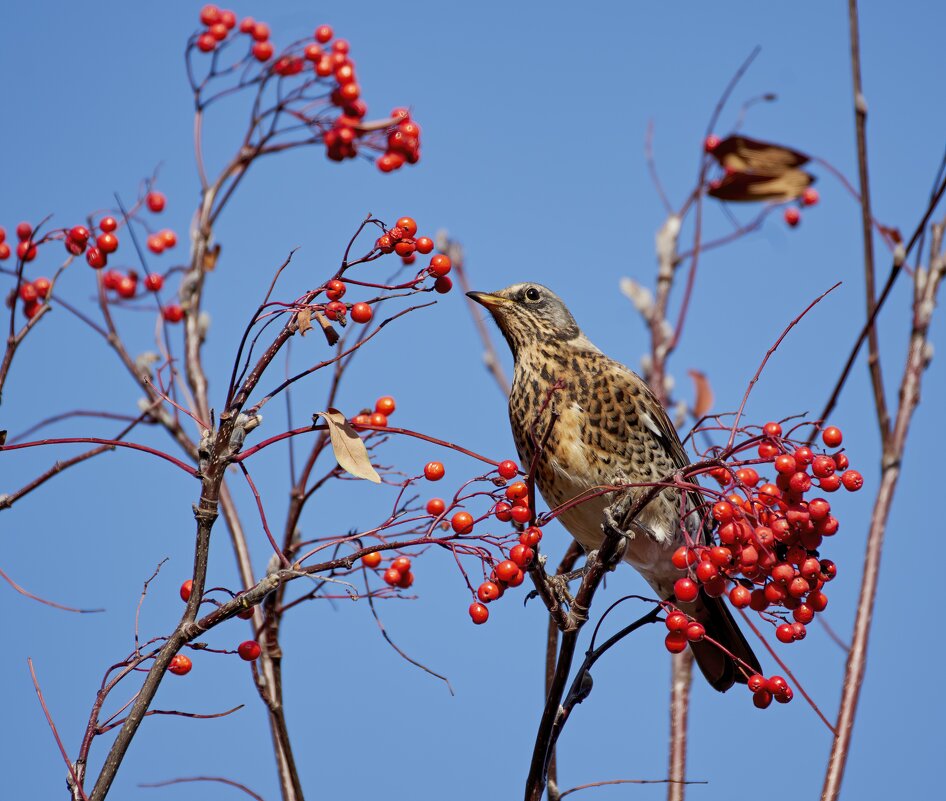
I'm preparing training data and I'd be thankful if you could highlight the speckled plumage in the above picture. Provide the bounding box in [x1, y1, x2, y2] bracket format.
[469, 282, 760, 691]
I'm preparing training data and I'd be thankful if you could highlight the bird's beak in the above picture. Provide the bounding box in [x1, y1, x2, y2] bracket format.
[466, 291, 509, 309]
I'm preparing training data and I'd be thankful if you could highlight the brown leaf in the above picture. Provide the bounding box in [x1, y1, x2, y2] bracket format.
[313, 409, 381, 483]
[687, 369, 714, 418]
[203, 243, 220, 272]
[711, 135, 809, 175]
[708, 169, 814, 202]
[296, 308, 313, 336]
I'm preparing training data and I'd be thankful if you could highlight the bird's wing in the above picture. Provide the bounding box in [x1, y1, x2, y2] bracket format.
[603, 357, 708, 537]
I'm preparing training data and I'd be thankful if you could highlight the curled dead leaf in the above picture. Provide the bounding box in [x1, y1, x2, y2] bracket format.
[313, 409, 381, 483]
[708, 169, 813, 203]
[296, 308, 313, 336]
[687, 369, 714, 418]
[711, 135, 809, 175]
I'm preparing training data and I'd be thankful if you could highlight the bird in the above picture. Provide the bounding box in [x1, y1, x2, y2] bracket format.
[468, 282, 761, 691]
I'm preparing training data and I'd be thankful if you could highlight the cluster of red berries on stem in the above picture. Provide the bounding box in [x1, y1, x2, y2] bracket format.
[15, 274, 52, 319]
[669, 422, 861, 706]
[351, 395, 397, 428]
[373, 216, 453, 294]
[0, 223, 41, 262]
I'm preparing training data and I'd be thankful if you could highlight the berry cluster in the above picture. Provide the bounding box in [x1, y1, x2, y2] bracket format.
[191, 10, 421, 172]
[373, 216, 453, 294]
[351, 395, 397, 428]
[670, 422, 862, 706]
[359, 550, 416, 590]
[15, 275, 52, 319]
[0, 222, 40, 262]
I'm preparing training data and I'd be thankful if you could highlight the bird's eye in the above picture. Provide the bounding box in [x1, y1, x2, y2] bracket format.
[525, 287, 541, 302]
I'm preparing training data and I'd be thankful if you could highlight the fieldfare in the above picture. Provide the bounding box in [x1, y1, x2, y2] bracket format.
[468, 282, 761, 691]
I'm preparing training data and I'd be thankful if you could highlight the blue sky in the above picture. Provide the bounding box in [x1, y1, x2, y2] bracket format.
[2, 2, 944, 799]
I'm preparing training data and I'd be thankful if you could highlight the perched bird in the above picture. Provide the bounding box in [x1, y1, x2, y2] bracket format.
[468, 282, 760, 691]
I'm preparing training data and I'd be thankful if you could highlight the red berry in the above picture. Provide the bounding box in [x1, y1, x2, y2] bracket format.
[32, 277, 51, 298]
[704, 134, 721, 153]
[396, 216, 418, 237]
[199, 4, 220, 25]
[735, 467, 759, 487]
[423, 497, 444, 518]
[802, 188, 820, 207]
[210, 22, 229, 41]
[144, 273, 164, 292]
[19, 283, 38, 303]
[169, 654, 192, 675]
[332, 39, 350, 54]
[492, 502, 512, 522]
[146, 191, 166, 212]
[324, 300, 346, 320]
[673, 578, 699, 603]
[117, 276, 137, 299]
[369, 412, 387, 427]
[326, 279, 346, 300]
[180, 579, 193, 601]
[396, 571, 414, 589]
[753, 689, 773, 709]
[510, 505, 531, 524]
[429, 254, 451, 277]
[160, 229, 177, 248]
[477, 581, 501, 603]
[423, 461, 444, 481]
[774, 454, 797, 474]
[391, 556, 411, 573]
[383, 567, 402, 586]
[16, 222, 32, 240]
[349, 302, 371, 324]
[17, 241, 37, 261]
[434, 276, 453, 294]
[252, 22, 270, 41]
[252, 41, 274, 61]
[762, 422, 783, 438]
[371, 397, 394, 417]
[775, 623, 795, 643]
[197, 32, 217, 51]
[665, 612, 689, 632]
[97, 233, 118, 254]
[505, 481, 528, 500]
[686, 622, 705, 642]
[361, 551, 382, 568]
[495, 560, 519, 583]
[841, 470, 863, 491]
[519, 526, 542, 546]
[672, 546, 698, 570]
[469, 602, 489, 624]
[451, 511, 474, 534]
[239, 17, 256, 34]
[314, 24, 333, 43]
[415, 237, 434, 254]
[784, 207, 801, 227]
[729, 585, 751, 608]
[712, 501, 734, 522]
[819, 474, 842, 492]
[162, 304, 184, 323]
[497, 460, 519, 480]
[664, 631, 688, 653]
[237, 640, 261, 661]
[99, 216, 117, 233]
[509, 544, 534, 568]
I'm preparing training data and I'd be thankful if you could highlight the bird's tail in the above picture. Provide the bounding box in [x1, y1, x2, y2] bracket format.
[685, 592, 761, 692]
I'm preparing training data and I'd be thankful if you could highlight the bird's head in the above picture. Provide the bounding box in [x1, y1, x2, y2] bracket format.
[466, 283, 581, 356]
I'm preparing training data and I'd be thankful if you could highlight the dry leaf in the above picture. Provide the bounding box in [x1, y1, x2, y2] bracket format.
[296, 308, 313, 336]
[711, 135, 809, 175]
[313, 409, 381, 483]
[203, 243, 220, 272]
[708, 169, 813, 202]
[687, 369, 714, 418]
